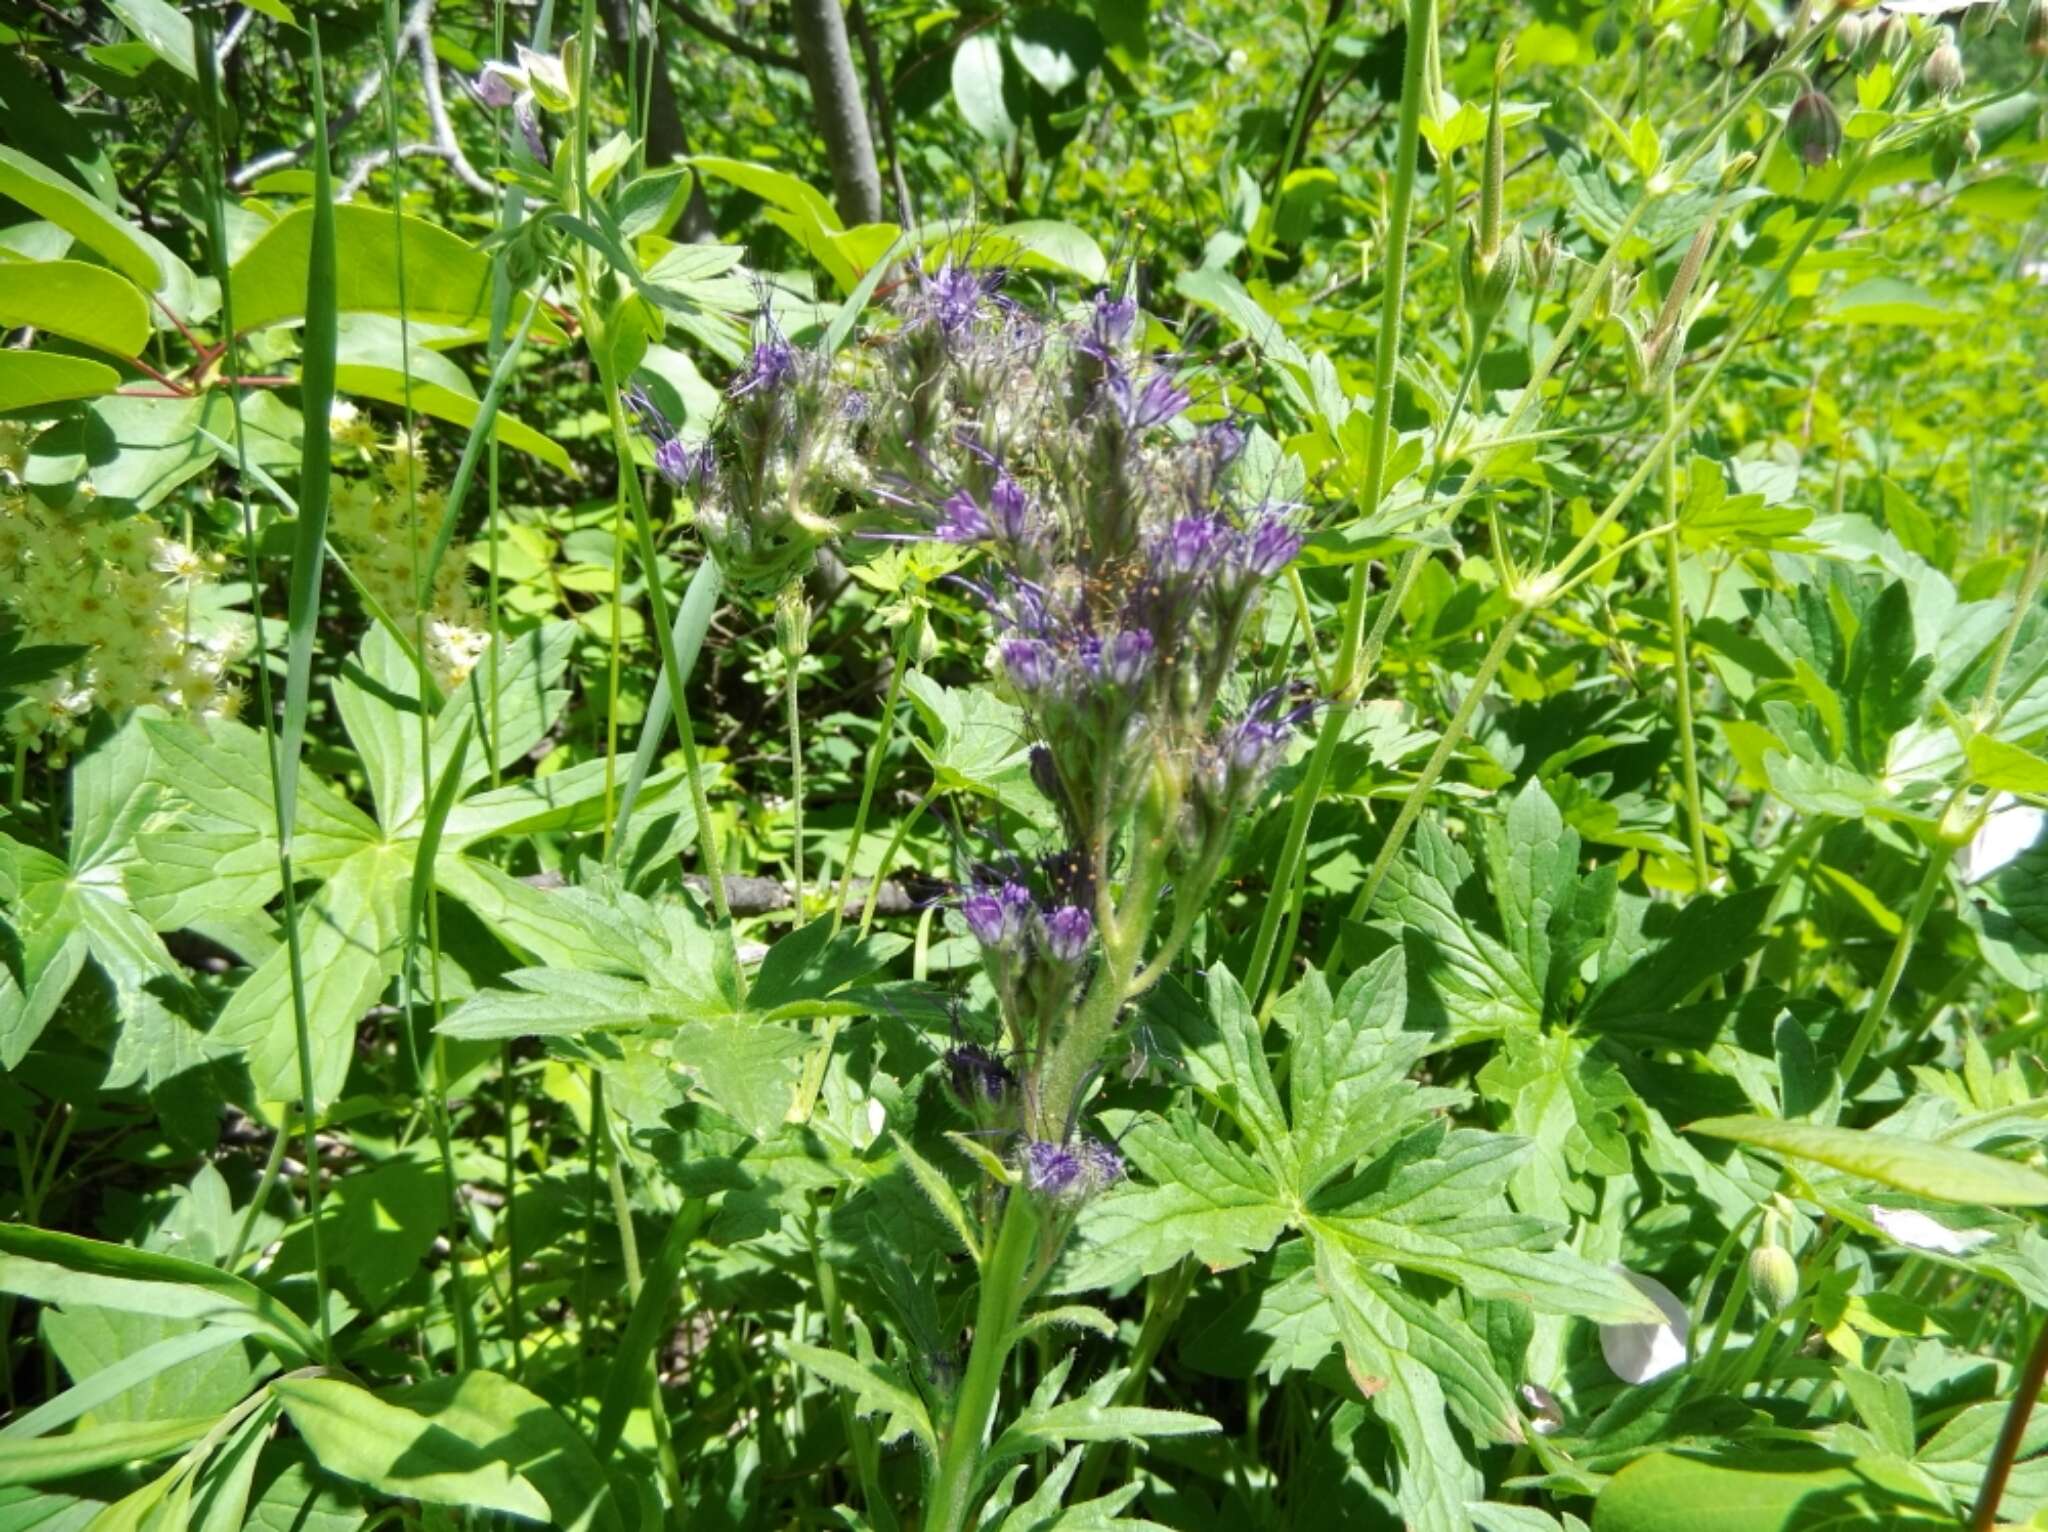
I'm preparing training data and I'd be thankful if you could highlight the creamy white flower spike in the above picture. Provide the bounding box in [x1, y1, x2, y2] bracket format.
[1600, 1268, 1690, 1384]
[1958, 795, 2047, 884]
[1866, 1205, 1993, 1255]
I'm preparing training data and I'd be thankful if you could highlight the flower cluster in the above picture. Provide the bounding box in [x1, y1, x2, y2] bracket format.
[859, 270, 1311, 1147]
[630, 327, 870, 594]
[1018, 1135, 1125, 1203]
[0, 429, 250, 760]
[327, 411, 491, 689]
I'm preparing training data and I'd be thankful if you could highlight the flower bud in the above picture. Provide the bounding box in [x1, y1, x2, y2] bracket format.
[1835, 10, 1868, 55]
[1527, 228, 1561, 293]
[1595, 11, 1623, 55]
[2028, 0, 2047, 58]
[1924, 31, 1965, 96]
[775, 581, 811, 661]
[1748, 1242, 1800, 1315]
[1461, 225, 1523, 330]
[1787, 88, 1843, 168]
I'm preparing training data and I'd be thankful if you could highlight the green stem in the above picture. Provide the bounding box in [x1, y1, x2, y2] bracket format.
[860, 784, 941, 934]
[925, 1192, 1041, 1532]
[1969, 1307, 2048, 1532]
[786, 648, 806, 917]
[834, 612, 919, 934]
[1663, 377, 1711, 887]
[812, 1211, 896, 1529]
[1243, 0, 1444, 998]
[1837, 840, 1951, 1090]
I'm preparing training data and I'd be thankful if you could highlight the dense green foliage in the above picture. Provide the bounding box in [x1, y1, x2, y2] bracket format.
[3, 0, 2048, 1528]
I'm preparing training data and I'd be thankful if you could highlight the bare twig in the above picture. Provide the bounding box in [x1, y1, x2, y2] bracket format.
[658, 0, 802, 73]
[417, 31, 493, 195]
[228, 0, 434, 187]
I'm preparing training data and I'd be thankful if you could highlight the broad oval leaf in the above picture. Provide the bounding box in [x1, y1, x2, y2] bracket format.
[1592, 1450, 1952, 1531]
[0, 351, 119, 411]
[0, 260, 150, 356]
[230, 206, 495, 334]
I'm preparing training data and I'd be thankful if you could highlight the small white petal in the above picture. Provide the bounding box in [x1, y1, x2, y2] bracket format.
[865, 1097, 888, 1139]
[1520, 1382, 1564, 1436]
[1959, 796, 2047, 884]
[1600, 1268, 1691, 1384]
[1867, 1205, 1993, 1255]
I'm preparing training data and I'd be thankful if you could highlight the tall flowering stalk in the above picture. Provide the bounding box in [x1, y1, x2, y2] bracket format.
[636, 268, 1308, 1530]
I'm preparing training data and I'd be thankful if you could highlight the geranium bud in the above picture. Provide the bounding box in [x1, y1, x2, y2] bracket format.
[1595, 11, 1623, 55]
[1787, 89, 1842, 168]
[775, 582, 811, 661]
[1835, 11, 1867, 55]
[1925, 32, 1965, 96]
[1527, 228, 1561, 293]
[1748, 1243, 1800, 1314]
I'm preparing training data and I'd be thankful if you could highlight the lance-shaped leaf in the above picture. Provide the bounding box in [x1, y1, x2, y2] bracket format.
[783, 1316, 936, 1457]
[983, 1357, 1218, 1485]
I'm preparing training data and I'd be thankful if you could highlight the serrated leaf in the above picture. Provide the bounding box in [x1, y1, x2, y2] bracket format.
[784, 1318, 936, 1456]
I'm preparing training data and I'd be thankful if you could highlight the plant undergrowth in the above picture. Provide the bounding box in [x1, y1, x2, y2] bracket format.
[2, 0, 2048, 1529]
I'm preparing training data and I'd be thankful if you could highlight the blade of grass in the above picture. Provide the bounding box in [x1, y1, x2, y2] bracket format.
[613, 555, 723, 859]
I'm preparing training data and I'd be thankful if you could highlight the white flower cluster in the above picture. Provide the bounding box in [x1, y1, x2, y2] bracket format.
[328, 407, 490, 689]
[0, 427, 249, 761]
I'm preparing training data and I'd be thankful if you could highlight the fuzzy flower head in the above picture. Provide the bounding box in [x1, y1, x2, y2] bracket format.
[1020, 1135, 1125, 1202]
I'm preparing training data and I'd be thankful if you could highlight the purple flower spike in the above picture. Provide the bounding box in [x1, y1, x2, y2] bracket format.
[1041, 905, 1093, 964]
[989, 475, 1032, 540]
[1023, 1139, 1084, 1197]
[1104, 629, 1154, 688]
[936, 491, 993, 542]
[1001, 638, 1059, 694]
[731, 337, 797, 398]
[654, 438, 715, 492]
[924, 262, 1005, 336]
[1240, 515, 1302, 580]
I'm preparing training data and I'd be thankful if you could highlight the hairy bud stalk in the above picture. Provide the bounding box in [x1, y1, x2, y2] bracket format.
[1460, 58, 1520, 332]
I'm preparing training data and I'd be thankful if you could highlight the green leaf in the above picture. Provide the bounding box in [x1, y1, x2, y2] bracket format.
[1056, 1111, 1289, 1292]
[330, 365, 570, 471]
[784, 1319, 936, 1456]
[1590, 1451, 1952, 1530]
[1174, 267, 1307, 370]
[984, 1358, 1216, 1483]
[273, 1372, 622, 1532]
[1583, 886, 1778, 1023]
[107, 0, 196, 78]
[1966, 733, 2048, 794]
[1312, 1240, 1485, 1532]
[891, 1130, 981, 1263]
[0, 261, 150, 355]
[1688, 1115, 2048, 1205]
[951, 32, 1017, 146]
[1820, 277, 1972, 328]
[1284, 955, 1432, 1197]
[0, 1416, 215, 1489]
[228, 206, 495, 334]
[901, 671, 1033, 801]
[0, 351, 119, 411]
[0, 145, 198, 313]
[0, 1223, 321, 1362]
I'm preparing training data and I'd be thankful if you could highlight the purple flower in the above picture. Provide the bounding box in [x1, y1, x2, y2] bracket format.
[1078, 292, 1137, 359]
[1022, 1139, 1083, 1196]
[654, 438, 716, 492]
[1081, 1137, 1125, 1191]
[1040, 905, 1093, 964]
[1202, 418, 1248, 467]
[945, 1043, 1013, 1108]
[1001, 638, 1059, 694]
[731, 337, 797, 398]
[1111, 371, 1191, 430]
[921, 261, 1005, 336]
[513, 99, 547, 161]
[964, 880, 1035, 951]
[475, 65, 520, 109]
[1237, 514, 1302, 580]
[1160, 515, 1227, 578]
[1220, 687, 1317, 782]
[988, 475, 1031, 540]
[935, 491, 993, 542]
[1103, 628, 1153, 688]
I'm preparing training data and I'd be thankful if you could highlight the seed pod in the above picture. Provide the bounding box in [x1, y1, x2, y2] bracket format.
[1459, 60, 1520, 331]
[1748, 1243, 1800, 1315]
[1925, 31, 1965, 96]
[1787, 88, 1843, 168]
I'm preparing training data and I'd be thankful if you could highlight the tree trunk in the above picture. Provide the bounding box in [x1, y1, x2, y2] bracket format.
[604, 0, 715, 241]
[788, 0, 883, 225]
